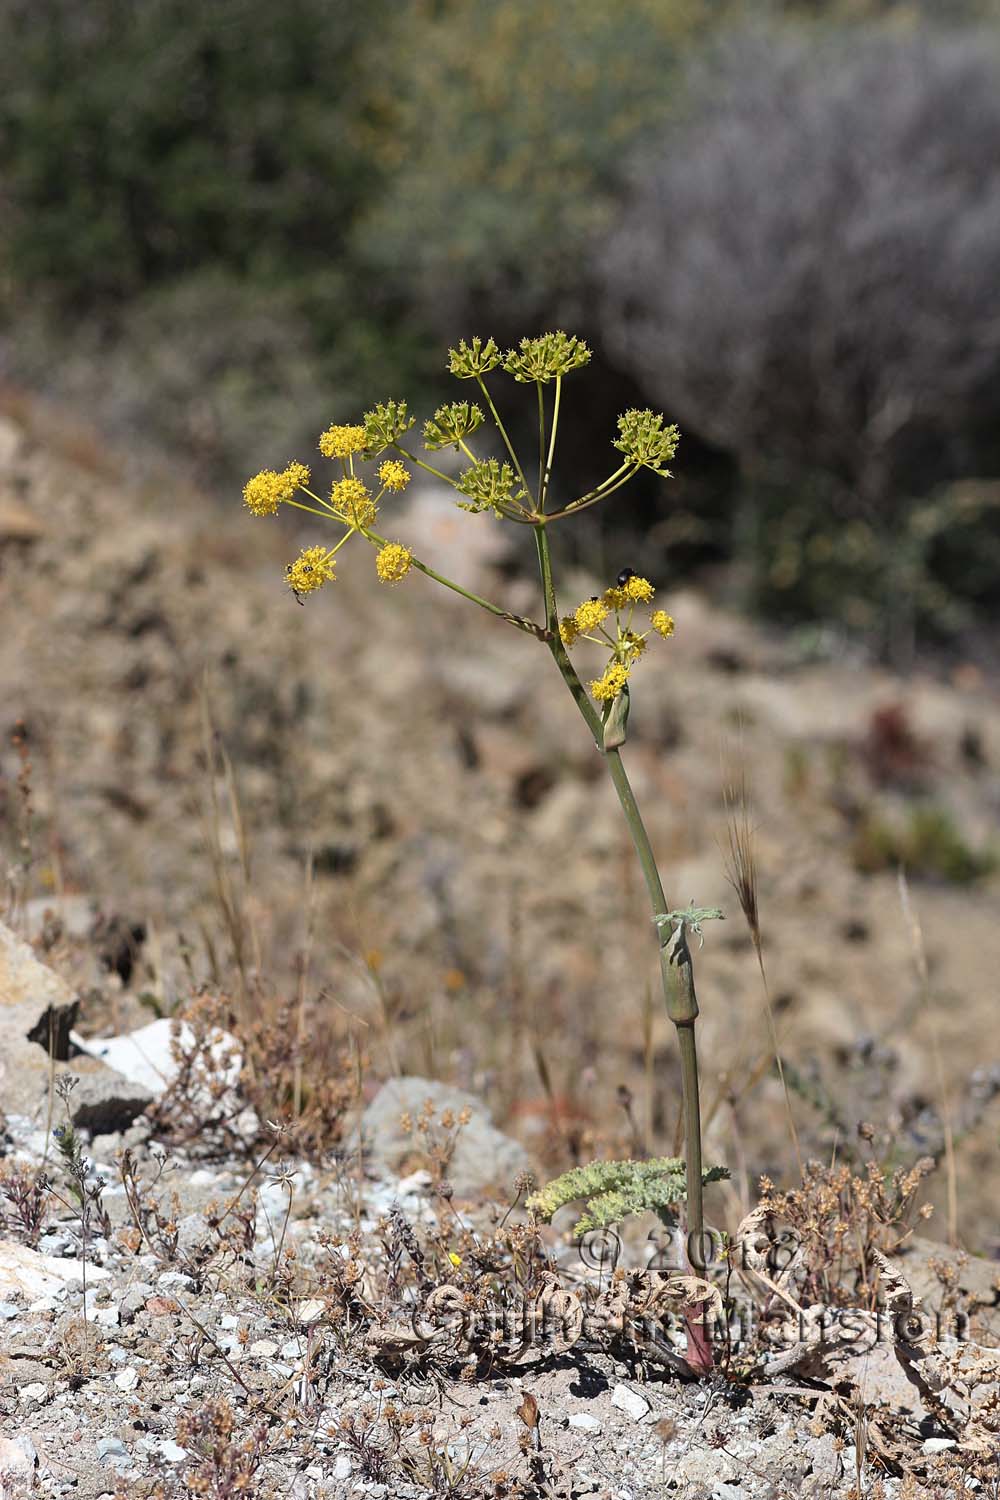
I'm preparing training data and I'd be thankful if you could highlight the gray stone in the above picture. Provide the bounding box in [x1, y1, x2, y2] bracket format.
[96, 1437, 128, 1463]
[668, 1447, 741, 1487]
[0, 922, 154, 1129]
[62, 1064, 154, 1134]
[358, 1077, 531, 1197]
[119, 1282, 155, 1324]
[0, 918, 79, 1053]
[0, 1301, 19, 1319]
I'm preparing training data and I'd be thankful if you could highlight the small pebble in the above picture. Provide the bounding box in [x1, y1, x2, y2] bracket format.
[611, 1384, 650, 1422]
[568, 1413, 602, 1434]
[250, 1338, 279, 1358]
[157, 1271, 194, 1290]
[115, 1367, 139, 1392]
[922, 1437, 958, 1455]
[97, 1437, 128, 1462]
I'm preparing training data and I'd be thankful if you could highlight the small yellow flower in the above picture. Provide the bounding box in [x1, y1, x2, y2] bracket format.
[559, 616, 580, 647]
[318, 424, 366, 458]
[242, 461, 310, 516]
[621, 630, 647, 663]
[330, 476, 377, 529]
[623, 575, 655, 603]
[574, 597, 609, 633]
[285, 545, 336, 596]
[448, 1251, 462, 1268]
[651, 610, 675, 638]
[378, 459, 411, 493]
[601, 586, 627, 610]
[591, 663, 630, 702]
[375, 542, 413, 584]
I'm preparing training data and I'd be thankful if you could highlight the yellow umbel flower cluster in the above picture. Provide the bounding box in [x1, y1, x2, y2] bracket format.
[242, 461, 311, 516]
[378, 459, 411, 493]
[375, 542, 414, 584]
[574, 598, 609, 633]
[319, 424, 366, 459]
[591, 663, 630, 702]
[285, 545, 336, 596]
[602, 574, 656, 610]
[330, 477, 377, 529]
[560, 571, 675, 704]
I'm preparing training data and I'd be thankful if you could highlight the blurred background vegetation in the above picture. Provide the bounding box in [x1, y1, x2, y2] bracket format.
[2, 0, 1000, 658]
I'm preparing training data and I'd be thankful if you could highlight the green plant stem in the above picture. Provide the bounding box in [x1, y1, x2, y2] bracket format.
[362, 527, 547, 639]
[533, 523, 706, 1269]
[540, 376, 561, 510]
[392, 446, 459, 488]
[475, 376, 531, 499]
[549, 466, 638, 522]
[536, 381, 546, 508]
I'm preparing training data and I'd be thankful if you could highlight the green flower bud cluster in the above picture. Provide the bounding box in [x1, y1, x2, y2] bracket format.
[363, 399, 416, 456]
[455, 458, 526, 516]
[613, 409, 681, 474]
[423, 402, 486, 451]
[447, 336, 502, 379]
[503, 330, 591, 383]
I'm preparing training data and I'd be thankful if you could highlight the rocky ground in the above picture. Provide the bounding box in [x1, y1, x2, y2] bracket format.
[2, 931, 1000, 1499]
[2, 388, 1000, 1495]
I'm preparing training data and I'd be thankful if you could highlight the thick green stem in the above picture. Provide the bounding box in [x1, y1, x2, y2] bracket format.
[533, 523, 706, 1270]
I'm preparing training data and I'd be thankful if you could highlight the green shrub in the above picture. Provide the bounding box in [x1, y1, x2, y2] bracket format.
[852, 804, 996, 884]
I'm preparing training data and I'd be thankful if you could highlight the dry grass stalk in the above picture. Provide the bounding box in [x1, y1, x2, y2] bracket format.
[897, 869, 959, 1246]
[720, 753, 802, 1174]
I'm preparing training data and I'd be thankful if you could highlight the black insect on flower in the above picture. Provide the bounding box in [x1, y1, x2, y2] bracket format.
[617, 567, 635, 588]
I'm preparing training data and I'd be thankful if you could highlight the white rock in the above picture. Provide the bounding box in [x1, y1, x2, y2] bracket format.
[567, 1413, 602, 1433]
[114, 1368, 139, 1392]
[297, 1298, 325, 1325]
[158, 1441, 188, 1464]
[0, 1433, 36, 1483]
[611, 1384, 650, 1422]
[19, 1382, 49, 1405]
[333, 1455, 352, 1480]
[0, 1239, 109, 1300]
[70, 1016, 241, 1096]
[250, 1339, 279, 1358]
[922, 1437, 958, 1455]
[395, 1169, 434, 1197]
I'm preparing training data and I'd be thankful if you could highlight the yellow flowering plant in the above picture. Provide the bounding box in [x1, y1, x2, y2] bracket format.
[241, 333, 721, 1370]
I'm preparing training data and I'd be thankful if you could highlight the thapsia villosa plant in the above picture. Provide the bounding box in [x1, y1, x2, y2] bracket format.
[242, 332, 726, 1369]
